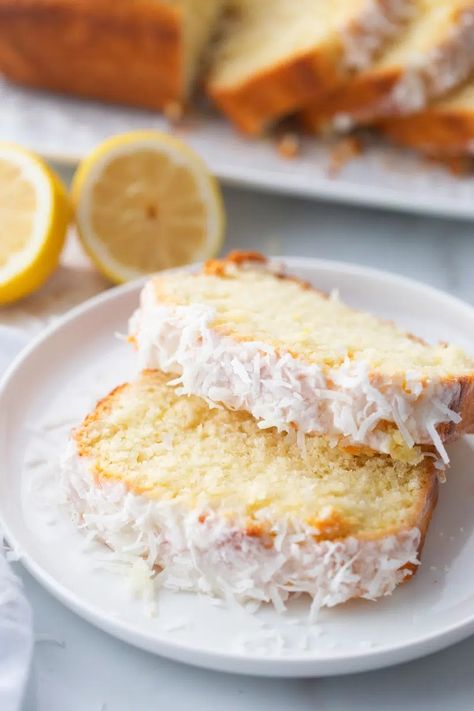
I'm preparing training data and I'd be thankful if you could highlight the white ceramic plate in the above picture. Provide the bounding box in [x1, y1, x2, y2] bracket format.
[1, 79, 474, 221]
[1, 257, 474, 678]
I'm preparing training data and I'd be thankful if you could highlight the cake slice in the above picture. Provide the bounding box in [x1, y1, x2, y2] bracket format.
[0, 0, 226, 111]
[378, 79, 474, 156]
[301, 0, 474, 133]
[206, 0, 415, 135]
[62, 370, 438, 611]
[129, 252, 474, 465]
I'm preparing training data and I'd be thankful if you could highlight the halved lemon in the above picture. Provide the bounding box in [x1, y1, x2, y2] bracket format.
[72, 131, 225, 283]
[0, 143, 71, 305]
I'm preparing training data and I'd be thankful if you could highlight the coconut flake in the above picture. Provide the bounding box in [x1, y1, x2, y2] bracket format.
[130, 286, 463, 464]
[426, 420, 450, 466]
[60, 444, 421, 614]
[391, 10, 474, 115]
[341, 0, 415, 70]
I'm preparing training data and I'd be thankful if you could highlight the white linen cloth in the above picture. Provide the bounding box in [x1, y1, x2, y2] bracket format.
[0, 326, 33, 711]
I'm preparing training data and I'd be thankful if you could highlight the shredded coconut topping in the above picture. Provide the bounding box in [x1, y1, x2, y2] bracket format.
[334, 8, 474, 126]
[392, 11, 474, 115]
[60, 444, 421, 613]
[130, 283, 460, 464]
[341, 0, 415, 70]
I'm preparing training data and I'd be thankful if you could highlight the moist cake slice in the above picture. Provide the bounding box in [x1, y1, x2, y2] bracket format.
[301, 0, 474, 133]
[62, 370, 438, 611]
[0, 0, 226, 111]
[129, 252, 474, 465]
[378, 79, 474, 156]
[206, 0, 414, 135]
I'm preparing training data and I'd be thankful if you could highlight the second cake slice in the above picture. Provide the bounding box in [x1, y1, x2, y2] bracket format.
[62, 370, 437, 612]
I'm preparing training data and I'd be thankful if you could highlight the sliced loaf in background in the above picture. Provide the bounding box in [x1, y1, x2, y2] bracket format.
[301, 0, 474, 133]
[0, 0, 226, 111]
[206, 0, 414, 135]
[378, 79, 474, 155]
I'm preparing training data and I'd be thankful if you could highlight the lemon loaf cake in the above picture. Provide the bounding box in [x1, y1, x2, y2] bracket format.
[379, 79, 474, 155]
[129, 252, 474, 465]
[0, 0, 225, 110]
[206, 0, 415, 135]
[61, 370, 438, 610]
[301, 0, 474, 133]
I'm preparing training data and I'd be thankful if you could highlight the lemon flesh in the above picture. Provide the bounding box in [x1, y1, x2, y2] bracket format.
[72, 131, 225, 283]
[0, 143, 71, 305]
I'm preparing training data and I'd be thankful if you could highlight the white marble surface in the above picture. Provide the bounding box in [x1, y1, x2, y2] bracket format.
[3, 167, 474, 710]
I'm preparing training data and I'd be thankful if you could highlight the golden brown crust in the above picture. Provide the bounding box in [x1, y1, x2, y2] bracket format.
[403, 461, 438, 578]
[74, 381, 131, 460]
[0, 0, 184, 110]
[203, 250, 318, 292]
[378, 107, 474, 156]
[308, 509, 355, 541]
[329, 456, 438, 549]
[416, 462, 439, 543]
[208, 47, 344, 136]
[300, 66, 400, 133]
[428, 155, 474, 176]
[447, 376, 474, 438]
[204, 250, 267, 276]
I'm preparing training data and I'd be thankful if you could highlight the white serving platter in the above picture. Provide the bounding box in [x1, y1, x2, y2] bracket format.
[1, 79, 474, 220]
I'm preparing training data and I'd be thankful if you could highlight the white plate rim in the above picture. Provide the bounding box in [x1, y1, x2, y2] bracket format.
[2, 256, 474, 677]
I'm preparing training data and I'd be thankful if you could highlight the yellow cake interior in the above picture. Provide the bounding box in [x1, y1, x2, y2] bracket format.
[75, 371, 433, 538]
[151, 267, 474, 378]
[208, 0, 369, 89]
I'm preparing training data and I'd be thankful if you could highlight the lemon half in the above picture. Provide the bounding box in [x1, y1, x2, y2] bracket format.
[72, 131, 225, 283]
[0, 143, 71, 305]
